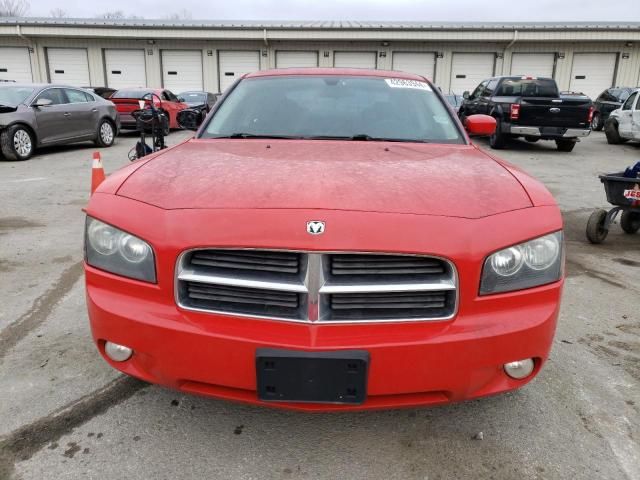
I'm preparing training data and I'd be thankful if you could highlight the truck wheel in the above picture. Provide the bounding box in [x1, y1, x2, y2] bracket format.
[586, 209, 609, 244]
[525, 136, 539, 143]
[0, 124, 34, 161]
[620, 211, 640, 234]
[556, 139, 576, 152]
[604, 120, 627, 144]
[591, 113, 603, 131]
[489, 121, 507, 149]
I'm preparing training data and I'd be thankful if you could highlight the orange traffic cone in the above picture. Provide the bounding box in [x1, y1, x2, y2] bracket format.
[91, 151, 106, 194]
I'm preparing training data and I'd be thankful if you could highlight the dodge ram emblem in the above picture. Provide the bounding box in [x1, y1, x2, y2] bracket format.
[306, 221, 325, 235]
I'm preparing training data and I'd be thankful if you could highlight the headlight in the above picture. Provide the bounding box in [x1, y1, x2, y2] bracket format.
[85, 217, 156, 282]
[480, 231, 563, 295]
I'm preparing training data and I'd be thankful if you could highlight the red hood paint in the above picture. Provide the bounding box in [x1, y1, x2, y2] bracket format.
[116, 139, 533, 218]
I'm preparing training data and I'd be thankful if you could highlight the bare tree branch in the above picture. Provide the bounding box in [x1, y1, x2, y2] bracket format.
[0, 0, 30, 17]
[49, 7, 67, 18]
[165, 9, 192, 20]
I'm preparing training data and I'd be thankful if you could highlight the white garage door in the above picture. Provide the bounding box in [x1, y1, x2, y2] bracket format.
[47, 48, 90, 86]
[391, 52, 435, 80]
[275, 51, 318, 68]
[162, 50, 203, 92]
[0, 47, 33, 83]
[570, 53, 617, 100]
[510, 53, 555, 78]
[104, 49, 146, 89]
[218, 51, 260, 93]
[449, 53, 495, 94]
[333, 51, 377, 69]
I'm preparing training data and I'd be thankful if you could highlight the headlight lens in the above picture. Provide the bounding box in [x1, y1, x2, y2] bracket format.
[85, 217, 156, 282]
[480, 231, 563, 295]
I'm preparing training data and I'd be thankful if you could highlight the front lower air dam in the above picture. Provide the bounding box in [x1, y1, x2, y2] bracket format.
[104, 341, 133, 362]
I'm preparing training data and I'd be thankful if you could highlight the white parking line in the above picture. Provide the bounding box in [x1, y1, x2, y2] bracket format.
[2, 177, 47, 183]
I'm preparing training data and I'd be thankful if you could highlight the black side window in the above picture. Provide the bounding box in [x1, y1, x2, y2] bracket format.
[622, 92, 637, 111]
[36, 88, 67, 105]
[484, 79, 499, 96]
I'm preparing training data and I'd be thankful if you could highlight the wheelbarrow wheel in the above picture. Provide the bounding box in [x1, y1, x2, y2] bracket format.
[620, 211, 640, 234]
[586, 209, 609, 244]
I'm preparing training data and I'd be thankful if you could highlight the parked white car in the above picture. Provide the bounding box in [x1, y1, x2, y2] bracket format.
[604, 88, 640, 144]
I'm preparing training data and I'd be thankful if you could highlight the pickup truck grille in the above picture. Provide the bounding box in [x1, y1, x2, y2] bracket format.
[176, 250, 457, 323]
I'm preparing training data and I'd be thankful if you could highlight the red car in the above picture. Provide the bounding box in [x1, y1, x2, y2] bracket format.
[110, 88, 188, 132]
[85, 69, 564, 411]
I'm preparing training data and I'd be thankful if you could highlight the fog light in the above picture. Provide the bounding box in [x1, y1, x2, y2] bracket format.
[105, 341, 133, 362]
[504, 359, 534, 379]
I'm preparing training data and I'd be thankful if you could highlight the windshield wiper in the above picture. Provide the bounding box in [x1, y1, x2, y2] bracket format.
[212, 133, 303, 139]
[306, 134, 430, 143]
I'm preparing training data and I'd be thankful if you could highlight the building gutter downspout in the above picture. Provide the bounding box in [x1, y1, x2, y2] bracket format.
[506, 29, 518, 49]
[263, 28, 268, 46]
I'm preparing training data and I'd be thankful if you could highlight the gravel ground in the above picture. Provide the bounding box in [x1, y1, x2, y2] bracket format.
[0, 130, 639, 480]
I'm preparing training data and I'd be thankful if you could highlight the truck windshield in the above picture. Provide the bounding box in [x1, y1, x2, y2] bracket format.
[202, 76, 463, 143]
[495, 78, 558, 97]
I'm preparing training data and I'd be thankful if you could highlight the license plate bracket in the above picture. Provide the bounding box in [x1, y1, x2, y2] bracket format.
[256, 349, 369, 404]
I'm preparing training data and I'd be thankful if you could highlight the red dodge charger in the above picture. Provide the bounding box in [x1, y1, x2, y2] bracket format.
[84, 68, 564, 411]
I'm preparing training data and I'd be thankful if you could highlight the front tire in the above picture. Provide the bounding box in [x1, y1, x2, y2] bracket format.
[604, 120, 627, 144]
[0, 125, 34, 161]
[556, 139, 577, 152]
[621, 211, 640, 234]
[591, 113, 603, 131]
[489, 119, 507, 149]
[586, 209, 609, 244]
[94, 119, 115, 147]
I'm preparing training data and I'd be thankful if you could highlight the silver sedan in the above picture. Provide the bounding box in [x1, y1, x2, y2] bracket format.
[0, 83, 120, 161]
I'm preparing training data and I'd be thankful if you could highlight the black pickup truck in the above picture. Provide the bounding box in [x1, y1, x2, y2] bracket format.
[459, 76, 593, 152]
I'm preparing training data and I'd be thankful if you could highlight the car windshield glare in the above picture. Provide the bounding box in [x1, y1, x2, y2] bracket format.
[202, 76, 463, 143]
[0, 86, 35, 106]
[182, 92, 206, 103]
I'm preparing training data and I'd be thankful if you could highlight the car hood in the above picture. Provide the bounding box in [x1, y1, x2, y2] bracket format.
[116, 139, 533, 218]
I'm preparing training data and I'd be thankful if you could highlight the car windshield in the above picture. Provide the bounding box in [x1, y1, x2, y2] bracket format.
[0, 86, 35, 106]
[495, 78, 558, 97]
[181, 92, 206, 104]
[610, 88, 631, 102]
[112, 90, 154, 99]
[202, 76, 463, 143]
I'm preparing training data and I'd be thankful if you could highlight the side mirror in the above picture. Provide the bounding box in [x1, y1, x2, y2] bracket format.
[177, 108, 203, 131]
[463, 91, 470, 100]
[464, 114, 496, 136]
[32, 97, 53, 107]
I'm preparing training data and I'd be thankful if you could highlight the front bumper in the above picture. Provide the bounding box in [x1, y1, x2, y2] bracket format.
[87, 267, 561, 411]
[508, 125, 591, 139]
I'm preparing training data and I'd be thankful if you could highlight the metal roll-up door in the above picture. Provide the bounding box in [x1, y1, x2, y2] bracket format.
[0, 47, 33, 82]
[47, 48, 90, 86]
[569, 53, 617, 99]
[333, 51, 377, 69]
[449, 53, 495, 94]
[162, 50, 203, 92]
[104, 49, 147, 89]
[275, 51, 319, 68]
[391, 52, 435, 80]
[218, 51, 260, 93]
[510, 53, 556, 78]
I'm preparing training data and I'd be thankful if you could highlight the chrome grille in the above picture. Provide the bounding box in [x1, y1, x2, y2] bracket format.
[176, 250, 457, 323]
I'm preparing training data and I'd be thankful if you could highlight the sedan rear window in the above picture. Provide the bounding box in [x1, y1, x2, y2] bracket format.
[495, 78, 558, 97]
[112, 90, 153, 99]
[202, 76, 463, 143]
[0, 86, 34, 106]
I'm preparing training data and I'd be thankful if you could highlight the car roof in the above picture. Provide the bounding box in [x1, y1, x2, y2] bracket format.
[244, 67, 429, 82]
[0, 83, 82, 89]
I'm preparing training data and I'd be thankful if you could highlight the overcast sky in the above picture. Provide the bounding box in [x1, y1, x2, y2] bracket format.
[24, 0, 640, 21]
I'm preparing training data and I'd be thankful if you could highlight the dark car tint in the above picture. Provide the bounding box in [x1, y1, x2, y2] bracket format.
[203, 76, 462, 143]
[181, 92, 207, 104]
[495, 78, 558, 97]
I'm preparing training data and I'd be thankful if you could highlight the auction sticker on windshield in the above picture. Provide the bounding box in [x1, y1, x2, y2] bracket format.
[385, 78, 432, 91]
